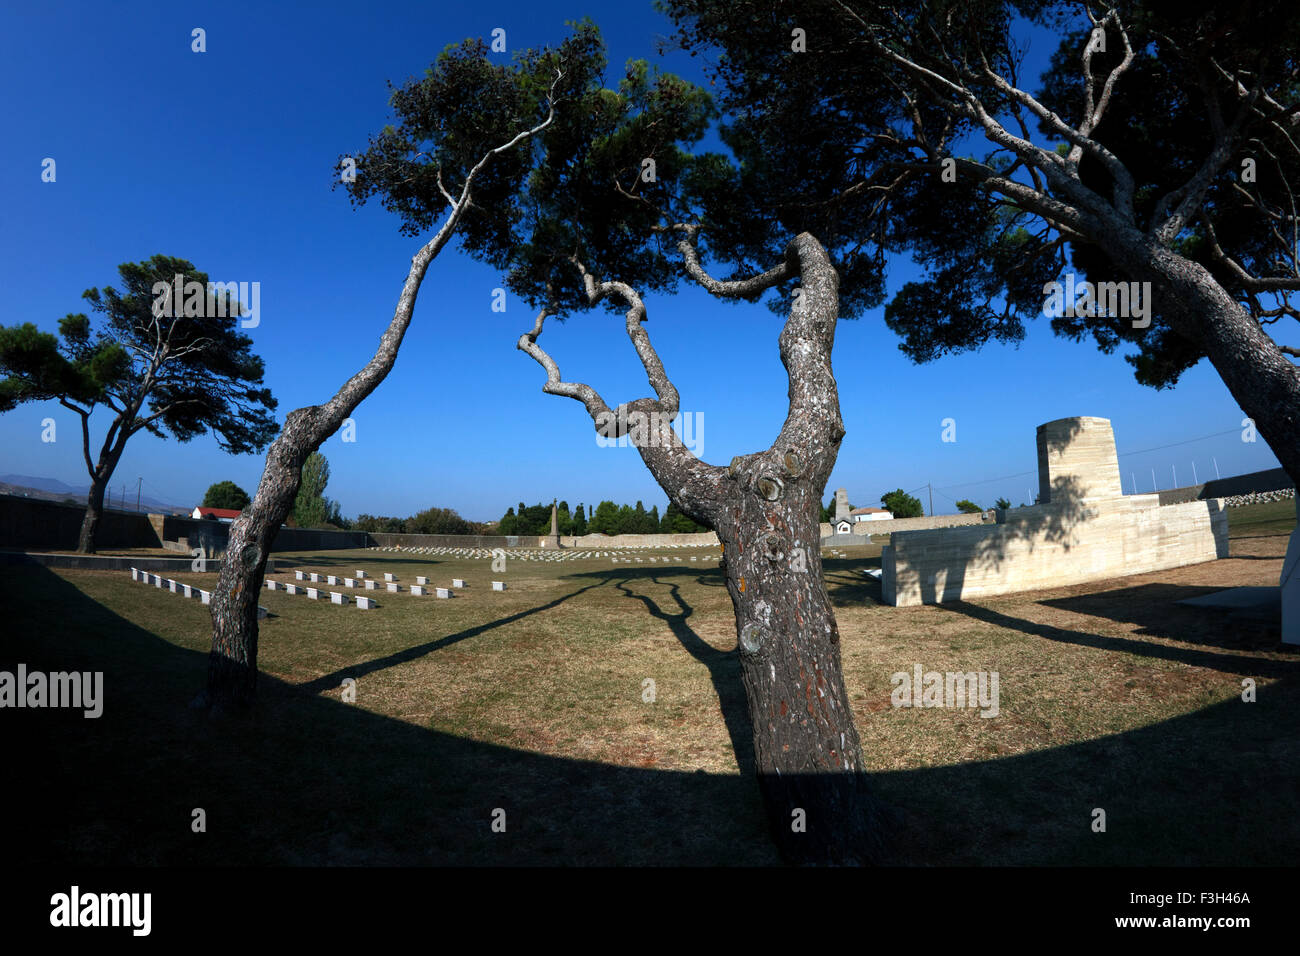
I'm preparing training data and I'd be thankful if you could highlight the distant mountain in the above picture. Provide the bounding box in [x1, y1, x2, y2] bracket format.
[0, 474, 188, 513]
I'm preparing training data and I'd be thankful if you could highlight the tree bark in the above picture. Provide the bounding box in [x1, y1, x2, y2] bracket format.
[76, 477, 107, 554]
[1114, 229, 1300, 485]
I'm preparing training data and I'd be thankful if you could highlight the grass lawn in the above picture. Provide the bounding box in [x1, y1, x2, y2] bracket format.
[5, 502, 1297, 865]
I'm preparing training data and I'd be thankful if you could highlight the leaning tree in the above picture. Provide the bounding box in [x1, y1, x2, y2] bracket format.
[0, 256, 277, 552]
[197, 34, 581, 713]
[354, 23, 885, 863]
[662, 0, 1300, 485]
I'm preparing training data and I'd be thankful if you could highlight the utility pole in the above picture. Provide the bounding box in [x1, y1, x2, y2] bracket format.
[1151, 468, 1157, 492]
[1172, 464, 1177, 488]
[1131, 472, 1137, 496]
[135, 477, 143, 512]
[1192, 461, 1198, 485]
[927, 483, 933, 517]
[1213, 457, 1221, 480]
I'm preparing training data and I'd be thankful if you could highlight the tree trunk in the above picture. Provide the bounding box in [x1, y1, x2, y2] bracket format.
[713, 473, 882, 864]
[77, 477, 107, 554]
[201, 409, 319, 713]
[1116, 233, 1300, 486]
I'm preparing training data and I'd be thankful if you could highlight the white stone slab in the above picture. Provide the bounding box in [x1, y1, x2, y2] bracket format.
[384, 572, 396, 582]
[327, 575, 340, 585]
[452, 579, 465, 588]
[267, 579, 280, 590]
[330, 591, 348, 605]
[364, 580, 377, 590]
[492, 581, 506, 591]
[344, 577, 356, 588]
[411, 585, 427, 596]
[435, 587, 452, 599]
[356, 570, 367, 578]
[309, 573, 321, 583]
[181, 584, 194, 598]
[416, 576, 429, 586]
[286, 583, 302, 595]
[130, 567, 140, 581]
[357, 596, 375, 609]
[200, 589, 211, 605]
[295, 570, 306, 581]
[387, 582, 401, 593]
[258, 606, 268, 619]
[168, 579, 179, 592]
[153, 574, 164, 588]
[307, 587, 321, 600]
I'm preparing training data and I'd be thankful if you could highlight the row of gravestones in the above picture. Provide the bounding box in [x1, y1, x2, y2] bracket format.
[265, 569, 508, 609]
[129, 568, 268, 619]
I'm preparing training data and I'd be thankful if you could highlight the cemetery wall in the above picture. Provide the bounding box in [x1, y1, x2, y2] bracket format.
[0, 494, 161, 550]
[369, 532, 547, 549]
[1157, 466, 1293, 506]
[882, 497, 1229, 606]
[161, 516, 369, 554]
[819, 513, 992, 540]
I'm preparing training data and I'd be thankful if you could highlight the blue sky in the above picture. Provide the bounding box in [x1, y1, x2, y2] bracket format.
[0, 1, 1286, 521]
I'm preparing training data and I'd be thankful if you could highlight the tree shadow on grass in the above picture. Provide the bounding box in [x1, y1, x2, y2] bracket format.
[6, 564, 1298, 866]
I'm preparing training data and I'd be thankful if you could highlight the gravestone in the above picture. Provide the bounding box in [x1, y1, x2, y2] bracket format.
[295, 570, 306, 581]
[330, 592, 348, 605]
[257, 606, 268, 619]
[153, 574, 164, 588]
[200, 590, 211, 605]
[181, 584, 195, 598]
[356, 570, 368, 578]
[344, 578, 357, 588]
[384, 572, 396, 582]
[286, 583, 302, 595]
[327, 575, 340, 586]
[492, 581, 506, 591]
[168, 579, 179, 593]
[435, 587, 452, 599]
[387, 582, 401, 593]
[411, 585, 427, 596]
[364, 580, 378, 590]
[266, 580, 280, 590]
[416, 576, 429, 586]
[307, 587, 321, 599]
[309, 573, 321, 583]
[452, 579, 465, 588]
[130, 568, 140, 582]
[357, 596, 376, 609]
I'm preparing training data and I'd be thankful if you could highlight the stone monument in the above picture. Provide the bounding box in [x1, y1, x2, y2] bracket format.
[834, 487, 850, 523]
[541, 498, 561, 550]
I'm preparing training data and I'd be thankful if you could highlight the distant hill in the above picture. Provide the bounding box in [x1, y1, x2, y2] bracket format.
[0, 474, 188, 514]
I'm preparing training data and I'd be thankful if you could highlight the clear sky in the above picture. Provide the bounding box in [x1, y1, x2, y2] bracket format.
[0, 1, 1287, 521]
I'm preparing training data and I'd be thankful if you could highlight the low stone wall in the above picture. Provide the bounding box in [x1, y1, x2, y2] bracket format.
[163, 516, 370, 556]
[819, 512, 992, 540]
[563, 531, 719, 548]
[882, 497, 1228, 606]
[369, 532, 546, 549]
[0, 551, 269, 573]
[0, 494, 161, 551]
[1157, 467, 1294, 506]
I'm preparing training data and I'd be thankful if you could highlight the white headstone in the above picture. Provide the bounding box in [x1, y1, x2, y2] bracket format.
[295, 570, 306, 581]
[356, 570, 367, 578]
[436, 587, 452, 599]
[181, 584, 194, 598]
[286, 583, 302, 595]
[492, 581, 506, 591]
[411, 585, 427, 596]
[364, 580, 377, 590]
[330, 592, 348, 605]
[153, 574, 164, 588]
[307, 587, 321, 600]
[200, 589, 211, 605]
[344, 577, 356, 588]
[452, 579, 465, 588]
[416, 576, 429, 586]
[357, 596, 375, 609]
[384, 572, 396, 582]
[327, 575, 340, 585]
[168, 579, 179, 592]
[387, 582, 401, 593]
[130, 567, 140, 582]
[309, 572, 321, 583]
[266, 579, 280, 590]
